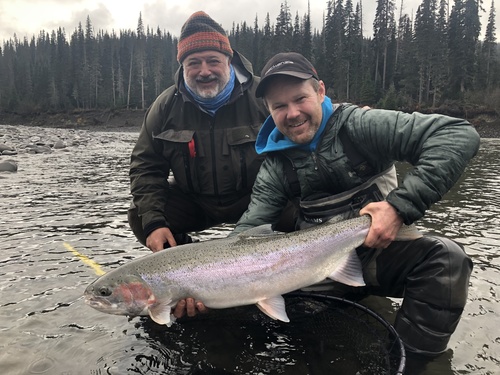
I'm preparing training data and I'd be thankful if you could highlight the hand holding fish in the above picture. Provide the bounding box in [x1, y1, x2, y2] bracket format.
[359, 201, 404, 249]
[146, 227, 176, 252]
[172, 298, 208, 318]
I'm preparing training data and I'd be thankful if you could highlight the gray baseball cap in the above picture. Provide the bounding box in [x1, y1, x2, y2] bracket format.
[256, 52, 319, 98]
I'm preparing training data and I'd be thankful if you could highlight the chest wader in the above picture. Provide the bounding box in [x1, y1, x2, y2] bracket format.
[285, 136, 473, 357]
[296, 175, 386, 230]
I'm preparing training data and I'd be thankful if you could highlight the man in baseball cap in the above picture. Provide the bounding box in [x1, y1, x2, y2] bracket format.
[255, 52, 319, 98]
[232, 51, 479, 358]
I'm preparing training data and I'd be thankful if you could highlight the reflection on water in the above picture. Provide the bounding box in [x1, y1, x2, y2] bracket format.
[0, 125, 499, 375]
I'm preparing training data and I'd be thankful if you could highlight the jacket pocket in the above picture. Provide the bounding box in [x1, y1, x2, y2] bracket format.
[155, 129, 195, 143]
[224, 125, 264, 191]
[153, 129, 198, 192]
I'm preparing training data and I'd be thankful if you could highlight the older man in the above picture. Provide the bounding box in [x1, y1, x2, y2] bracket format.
[129, 11, 283, 252]
[128, 12, 296, 318]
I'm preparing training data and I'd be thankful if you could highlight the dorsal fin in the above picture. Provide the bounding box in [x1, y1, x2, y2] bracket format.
[237, 224, 281, 239]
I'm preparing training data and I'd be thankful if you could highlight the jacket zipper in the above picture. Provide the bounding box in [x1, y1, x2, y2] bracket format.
[183, 149, 195, 192]
[311, 152, 319, 170]
[209, 118, 220, 202]
[240, 148, 247, 189]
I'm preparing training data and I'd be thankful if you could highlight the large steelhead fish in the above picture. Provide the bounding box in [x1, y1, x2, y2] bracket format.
[84, 216, 421, 326]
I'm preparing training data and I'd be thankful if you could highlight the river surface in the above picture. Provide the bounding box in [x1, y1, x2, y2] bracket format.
[0, 124, 498, 375]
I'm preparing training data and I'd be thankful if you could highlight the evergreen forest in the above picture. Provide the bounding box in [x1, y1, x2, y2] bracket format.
[0, 0, 498, 116]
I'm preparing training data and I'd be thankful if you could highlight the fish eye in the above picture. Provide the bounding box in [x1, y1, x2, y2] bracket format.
[98, 287, 112, 296]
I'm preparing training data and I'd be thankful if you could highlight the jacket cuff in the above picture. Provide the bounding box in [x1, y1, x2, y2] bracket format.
[143, 220, 169, 239]
[386, 194, 422, 225]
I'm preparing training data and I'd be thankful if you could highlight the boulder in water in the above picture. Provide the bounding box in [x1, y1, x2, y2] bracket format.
[0, 160, 18, 172]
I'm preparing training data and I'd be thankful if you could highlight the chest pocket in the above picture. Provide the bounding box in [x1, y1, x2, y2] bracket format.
[221, 125, 264, 192]
[154, 129, 197, 192]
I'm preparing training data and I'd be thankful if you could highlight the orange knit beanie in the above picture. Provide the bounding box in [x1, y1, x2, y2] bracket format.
[177, 11, 233, 63]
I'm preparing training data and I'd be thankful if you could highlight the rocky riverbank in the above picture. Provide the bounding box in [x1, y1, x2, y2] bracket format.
[471, 118, 500, 138]
[1, 108, 499, 137]
[0, 109, 145, 133]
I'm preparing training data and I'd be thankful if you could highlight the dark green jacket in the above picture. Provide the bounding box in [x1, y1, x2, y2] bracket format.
[233, 104, 480, 234]
[130, 51, 269, 233]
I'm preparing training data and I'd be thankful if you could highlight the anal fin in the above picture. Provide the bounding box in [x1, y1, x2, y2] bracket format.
[256, 295, 290, 322]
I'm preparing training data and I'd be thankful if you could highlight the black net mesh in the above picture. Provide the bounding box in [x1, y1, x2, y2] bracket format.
[129, 293, 405, 375]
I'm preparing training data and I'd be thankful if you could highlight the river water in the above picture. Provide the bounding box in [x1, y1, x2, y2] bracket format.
[0, 124, 498, 375]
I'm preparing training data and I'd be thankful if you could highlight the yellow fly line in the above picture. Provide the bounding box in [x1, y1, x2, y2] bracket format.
[63, 242, 106, 276]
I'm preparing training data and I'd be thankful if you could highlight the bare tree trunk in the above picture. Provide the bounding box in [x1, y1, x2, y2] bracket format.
[111, 54, 116, 107]
[418, 66, 424, 106]
[382, 42, 388, 90]
[95, 65, 98, 108]
[346, 60, 350, 100]
[140, 62, 145, 110]
[127, 45, 134, 110]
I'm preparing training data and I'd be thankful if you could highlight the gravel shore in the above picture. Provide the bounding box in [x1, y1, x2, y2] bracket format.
[1, 109, 499, 137]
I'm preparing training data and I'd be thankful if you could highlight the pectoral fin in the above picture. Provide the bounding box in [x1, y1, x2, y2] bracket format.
[328, 250, 366, 287]
[256, 295, 290, 322]
[148, 297, 176, 326]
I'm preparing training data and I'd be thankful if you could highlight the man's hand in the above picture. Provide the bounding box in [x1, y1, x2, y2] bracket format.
[172, 298, 208, 319]
[146, 227, 176, 252]
[359, 201, 403, 249]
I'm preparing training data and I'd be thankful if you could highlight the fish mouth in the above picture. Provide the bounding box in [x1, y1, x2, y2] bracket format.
[84, 293, 148, 316]
[85, 296, 105, 308]
[84, 294, 115, 312]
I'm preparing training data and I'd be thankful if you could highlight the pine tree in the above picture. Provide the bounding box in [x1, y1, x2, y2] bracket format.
[302, 2, 313, 60]
[483, 0, 497, 89]
[274, 1, 293, 51]
[260, 13, 273, 71]
[373, 0, 396, 92]
[393, 1, 418, 107]
[292, 12, 302, 52]
[324, 0, 347, 96]
[414, 0, 438, 105]
[345, 0, 363, 101]
[136, 13, 147, 110]
[448, 0, 482, 96]
[252, 15, 262, 70]
[432, 0, 450, 106]
[84, 16, 100, 108]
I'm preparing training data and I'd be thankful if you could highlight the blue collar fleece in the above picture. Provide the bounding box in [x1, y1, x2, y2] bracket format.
[255, 96, 334, 154]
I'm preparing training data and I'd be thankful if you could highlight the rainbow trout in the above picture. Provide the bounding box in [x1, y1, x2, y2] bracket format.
[84, 215, 421, 326]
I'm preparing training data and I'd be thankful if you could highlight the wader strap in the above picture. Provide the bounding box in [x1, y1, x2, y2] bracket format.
[282, 156, 301, 197]
[338, 126, 375, 179]
[280, 124, 376, 198]
[296, 165, 396, 229]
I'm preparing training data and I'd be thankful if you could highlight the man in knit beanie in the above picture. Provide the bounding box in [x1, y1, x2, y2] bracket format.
[128, 11, 296, 318]
[175, 11, 235, 102]
[176, 11, 233, 64]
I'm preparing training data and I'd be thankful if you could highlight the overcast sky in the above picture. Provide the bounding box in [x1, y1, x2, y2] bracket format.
[0, 0, 496, 44]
